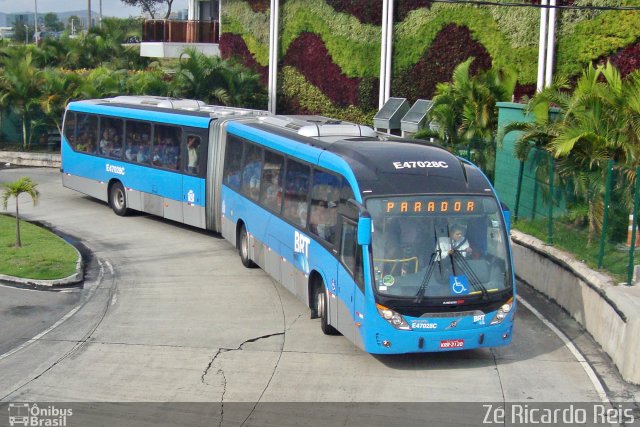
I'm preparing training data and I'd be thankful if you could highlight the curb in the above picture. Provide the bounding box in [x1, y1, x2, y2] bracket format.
[0, 228, 84, 289]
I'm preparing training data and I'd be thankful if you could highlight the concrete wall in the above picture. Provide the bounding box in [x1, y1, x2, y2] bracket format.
[512, 230, 640, 385]
[0, 151, 60, 168]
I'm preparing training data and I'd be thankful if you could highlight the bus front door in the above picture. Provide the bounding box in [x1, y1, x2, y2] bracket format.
[337, 219, 360, 342]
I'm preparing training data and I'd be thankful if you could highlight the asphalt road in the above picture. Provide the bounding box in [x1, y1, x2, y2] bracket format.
[0, 167, 637, 426]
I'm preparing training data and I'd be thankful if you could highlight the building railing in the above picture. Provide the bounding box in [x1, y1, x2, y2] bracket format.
[142, 20, 219, 44]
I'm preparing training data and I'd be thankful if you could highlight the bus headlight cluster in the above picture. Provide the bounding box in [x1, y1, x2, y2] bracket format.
[376, 304, 411, 330]
[490, 299, 513, 325]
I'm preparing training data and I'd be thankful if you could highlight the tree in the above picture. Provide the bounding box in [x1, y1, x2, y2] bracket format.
[121, 0, 175, 19]
[1, 177, 39, 248]
[171, 48, 266, 108]
[66, 15, 82, 35]
[0, 51, 44, 148]
[40, 68, 85, 135]
[501, 63, 640, 244]
[44, 13, 64, 32]
[428, 58, 515, 180]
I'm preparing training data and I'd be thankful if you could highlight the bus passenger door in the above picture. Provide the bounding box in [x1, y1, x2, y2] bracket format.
[337, 218, 360, 343]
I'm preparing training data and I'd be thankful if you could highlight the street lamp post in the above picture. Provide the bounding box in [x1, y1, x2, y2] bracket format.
[34, 0, 39, 45]
[71, 18, 76, 36]
[24, 24, 29, 44]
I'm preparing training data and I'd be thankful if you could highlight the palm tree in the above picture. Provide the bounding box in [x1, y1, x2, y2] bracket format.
[172, 48, 266, 108]
[502, 62, 640, 244]
[429, 58, 516, 180]
[1, 177, 39, 248]
[40, 68, 85, 135]
[0, 52, 44, 148]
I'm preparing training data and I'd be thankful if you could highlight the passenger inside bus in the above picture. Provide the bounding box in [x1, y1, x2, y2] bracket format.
[378, 217, 434, 275]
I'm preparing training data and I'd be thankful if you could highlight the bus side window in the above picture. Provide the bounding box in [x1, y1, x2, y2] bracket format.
[124, 120, 152, 164]
[283, 159, 310, 228]
[76, 114, 98, 154]
[63, 112, 77, 149]
[341, 220, 364, 290]
[241, 143, 263, 201]
[153, 124, 182, 170]
[99, 117, 124, 159]
[223, 135, 244, 189]
[185, 134, 203, 176]
[309, 169, 340, 245]
[339, 178, 357, 218]
[259, 150, 284, 213]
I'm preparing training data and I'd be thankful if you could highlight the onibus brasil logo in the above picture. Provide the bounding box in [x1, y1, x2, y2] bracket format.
[8, 403, 72, 426]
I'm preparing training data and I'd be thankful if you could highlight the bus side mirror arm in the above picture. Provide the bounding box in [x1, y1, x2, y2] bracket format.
[347, 198, 372, 246]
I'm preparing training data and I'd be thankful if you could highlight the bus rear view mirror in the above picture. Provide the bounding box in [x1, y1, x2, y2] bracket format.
[358, 216, 372, 246]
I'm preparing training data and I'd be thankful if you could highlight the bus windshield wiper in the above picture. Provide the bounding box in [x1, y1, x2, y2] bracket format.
[414, 251, 438, 304]
[451, 251, 489, 299]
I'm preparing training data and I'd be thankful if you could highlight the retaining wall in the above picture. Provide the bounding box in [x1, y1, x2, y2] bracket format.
[0, 151, 61, 168]
[512, 230, 640, 385]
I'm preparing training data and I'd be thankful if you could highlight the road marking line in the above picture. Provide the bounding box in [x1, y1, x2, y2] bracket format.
[0, 305, 81, 362]
[0, 258, 106, 363]
[517, 295, 609, 403]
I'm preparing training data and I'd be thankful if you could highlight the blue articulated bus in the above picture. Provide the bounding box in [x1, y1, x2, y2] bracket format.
[62, 97, 515, 354]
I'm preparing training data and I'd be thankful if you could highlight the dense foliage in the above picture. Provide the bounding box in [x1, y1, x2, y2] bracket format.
[0, 22, 267, 148]
[221, 0, 640, 121]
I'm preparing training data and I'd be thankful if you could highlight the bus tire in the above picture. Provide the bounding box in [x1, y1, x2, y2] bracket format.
[109, 182, 129, 216]
[238, 225, 257, 268]
[316, 282, 339, 335]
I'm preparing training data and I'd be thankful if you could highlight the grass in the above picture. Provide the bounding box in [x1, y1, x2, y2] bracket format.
[514, 218, 633, 283]
[0, 214, 78, 280]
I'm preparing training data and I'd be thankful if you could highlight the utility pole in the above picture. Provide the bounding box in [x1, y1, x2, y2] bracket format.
[34, 0, 39, 44]
[87, 0, 92, 31]
[99, 0, 103, 28]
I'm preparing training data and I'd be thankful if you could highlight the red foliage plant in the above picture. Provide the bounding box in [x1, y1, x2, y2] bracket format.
[282, 32, 360, 106]
[606, 41, 640, 77]
[326, 0, 432, 25]
[219, 33, 269, 85]
[392, 24, 492, 102]
[246, 0, 270, 13]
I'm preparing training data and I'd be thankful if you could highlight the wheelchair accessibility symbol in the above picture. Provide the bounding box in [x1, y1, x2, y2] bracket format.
[449, 275, 469, 295]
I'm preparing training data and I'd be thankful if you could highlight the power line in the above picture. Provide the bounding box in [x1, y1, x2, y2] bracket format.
[430, 0, 640, 11]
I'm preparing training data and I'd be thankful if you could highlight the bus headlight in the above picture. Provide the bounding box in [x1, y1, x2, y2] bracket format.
[490, 299, 513, 325]
[376, 304, 411, 330]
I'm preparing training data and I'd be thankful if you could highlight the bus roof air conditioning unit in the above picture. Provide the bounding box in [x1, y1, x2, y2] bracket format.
[373, 97, 409, 136]
[401, 99, 433, 138]
[297, 124, 377, 138]
[108, 96, 206, 110]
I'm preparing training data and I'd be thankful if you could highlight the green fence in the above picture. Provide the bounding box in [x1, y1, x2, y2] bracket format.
[510, 149, 639, 285]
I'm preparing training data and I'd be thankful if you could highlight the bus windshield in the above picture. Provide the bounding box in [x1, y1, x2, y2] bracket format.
[367, 196, 511, 300]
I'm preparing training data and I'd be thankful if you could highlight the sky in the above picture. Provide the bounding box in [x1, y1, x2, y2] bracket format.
[0, 0, 189, 18]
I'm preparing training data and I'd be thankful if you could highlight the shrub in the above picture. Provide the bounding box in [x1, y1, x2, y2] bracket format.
[325, 0, 432, 25]
[283, 32, 360, 106]
[393, 24, 492, 102]
[220, 33, 269, 84]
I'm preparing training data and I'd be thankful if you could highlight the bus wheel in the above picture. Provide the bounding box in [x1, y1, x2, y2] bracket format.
[109, 182, 129, 216]
[238, 225, 257, 268]
[316, 283, 339, 335]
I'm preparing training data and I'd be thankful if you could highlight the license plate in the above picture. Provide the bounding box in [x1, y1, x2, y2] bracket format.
[439, 339, 464, 349]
